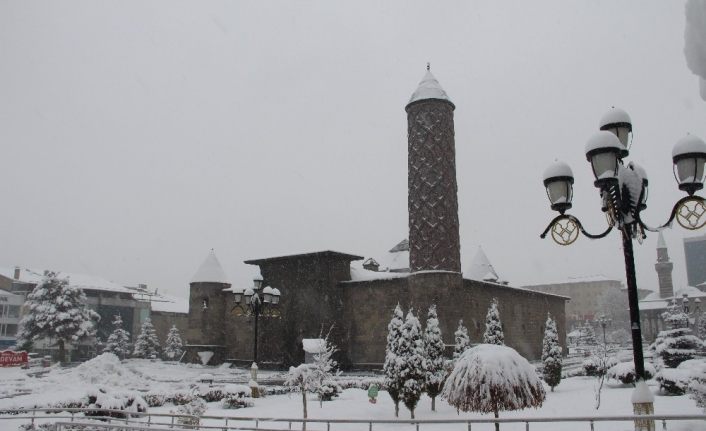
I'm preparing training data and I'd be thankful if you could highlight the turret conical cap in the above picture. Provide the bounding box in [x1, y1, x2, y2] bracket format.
[408, 69, 453, 106]
[191, 250, 230, 284]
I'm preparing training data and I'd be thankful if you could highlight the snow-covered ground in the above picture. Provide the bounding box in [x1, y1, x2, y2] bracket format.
[0, 356, 704, 431]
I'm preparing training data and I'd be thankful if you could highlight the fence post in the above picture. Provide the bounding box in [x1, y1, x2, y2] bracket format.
[662, 419, 667, 430]
[71, 412, 74, 423]
[327, 422, 330, 431]
[525, 421, 529, 431]
[31, 409, 35, 428]
[171, 415, 175, 429]
[369, 421, 372, 431]
[590, 420, 594, 431]
[467, 422, 471, 431]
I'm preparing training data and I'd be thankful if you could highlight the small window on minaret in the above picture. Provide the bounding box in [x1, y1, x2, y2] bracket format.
[202, 298, 209, 310]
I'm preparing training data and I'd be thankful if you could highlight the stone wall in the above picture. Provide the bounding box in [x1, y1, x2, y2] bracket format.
[151, 311, 189, 348]
[340, 273, 567, 367]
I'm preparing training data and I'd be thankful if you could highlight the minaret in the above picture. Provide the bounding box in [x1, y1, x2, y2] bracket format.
[655, 231, 674, 299]
[406, 66, 461, 273]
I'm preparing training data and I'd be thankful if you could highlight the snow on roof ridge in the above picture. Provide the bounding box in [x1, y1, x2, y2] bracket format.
[0, 266, 133, 294]
[191, 250, 230, 284]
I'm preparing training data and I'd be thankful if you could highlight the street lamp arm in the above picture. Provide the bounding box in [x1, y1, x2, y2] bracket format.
[636, 195, 706, 232]
[540, 213, 613, 245]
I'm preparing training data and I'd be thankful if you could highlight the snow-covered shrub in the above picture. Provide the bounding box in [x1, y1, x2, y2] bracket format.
[424, 304, 446, 411]
[174, 397, 206, 427]
[335, 377, 384, 390]
[383, 304, 405, 417]
[398, 309, 426, 419]
[222, 393, 254, 409]
[143, 391, 167, 407]
[202, 385, 251, 402]
[103, 315, 131, 359]
[483, 299, 504, 345]
[165, 390, 196, 406]
[583, 355, 618, 377]
[442, 344, 545, 428]
[606, 361, 655, 385]
[133, 318, 161, 359]
[541, 315, 562, 391]
[453, 320, 471, 361]
[77, 388, 148, 419]
[163, 325, 184, 360]
[688, 361, 706, 410]
[656, 368, 691, 395]
[317, 379, 341, 402]
[652, 328, 703, 368]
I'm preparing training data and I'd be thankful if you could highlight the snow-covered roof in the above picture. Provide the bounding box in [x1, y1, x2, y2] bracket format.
[408, 70, 452, 106]
[641, 285, 706, 302]
[389, 239, 409, 253]
[465, 246, 500, 282]
[191, 250, 230, 284]
[302, 338, 326, 354]
[0, 266, 134, 294]
[348, 261, 409, 282]
[150, 294, 189, 314]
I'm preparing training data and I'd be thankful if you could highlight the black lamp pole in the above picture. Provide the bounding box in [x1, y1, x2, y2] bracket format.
[232, 281, 281, 365]
[620, 229, 646, 379]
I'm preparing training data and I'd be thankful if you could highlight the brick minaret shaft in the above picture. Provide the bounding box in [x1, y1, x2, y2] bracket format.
[655, 232, 674, 299]
[406, 70, 461, 273]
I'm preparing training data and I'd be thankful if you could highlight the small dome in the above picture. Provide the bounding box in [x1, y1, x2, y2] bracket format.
[672, 134, 706, 158]
[599, 107, 631, 128]
[408, 70, 452, 106]
[585, 131, 624, 155]
[542, 161, 573, 181]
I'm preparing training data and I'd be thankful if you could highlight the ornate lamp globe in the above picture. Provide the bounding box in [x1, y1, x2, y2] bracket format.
[253, 275, 263, 290]
[599, 107, 632, 157]
[271, 288, 281, 304]
[672, 134, 706, 195]
[244, 287, 255, 305]
[232, 286, 244, 304]
[542, 161, 574, 213]
[585, 131, 623, 188]
[262, 286, 274, 303]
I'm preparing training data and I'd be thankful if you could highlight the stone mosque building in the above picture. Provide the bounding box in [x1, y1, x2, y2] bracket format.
[177, 69, 568, 368]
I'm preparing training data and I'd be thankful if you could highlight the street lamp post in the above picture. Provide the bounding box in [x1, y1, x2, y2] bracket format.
[232, 277, 281, 365]
[597, 314, 611, 347]
[541, 108, 706, 425]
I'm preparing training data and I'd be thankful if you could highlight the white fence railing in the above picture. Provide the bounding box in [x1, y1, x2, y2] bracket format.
[2, 408, 706, 431]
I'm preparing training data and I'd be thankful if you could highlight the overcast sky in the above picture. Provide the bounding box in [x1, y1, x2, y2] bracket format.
[1, 1, 705, 299]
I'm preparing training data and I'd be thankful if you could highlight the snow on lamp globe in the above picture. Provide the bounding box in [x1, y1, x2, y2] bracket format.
[672, 134, 706, 195]
[599, 106, 632, 154]
[262, 286, 274, 303]
[584, 131, 623, 189]
[542, 160, 574, 214]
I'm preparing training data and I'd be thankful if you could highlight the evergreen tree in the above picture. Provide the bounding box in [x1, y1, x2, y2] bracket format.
[453, 320, 470, 361]
[652, 300, 702, 368]
[17, 271, 100, 363]
[383, 304, 405, 417]
[697, 311, 706, 340]
[133, 318, 160, 359]
[398, 309, 427, 419]
[103, 315, 131, 359]
[163, 325, 184, 360]
[579, 321, 598, 346]
[311, 328, 342, 404]
[424, 305, 446, 412]
[541, 314, 562, 392]
[483, 299, 504, 345]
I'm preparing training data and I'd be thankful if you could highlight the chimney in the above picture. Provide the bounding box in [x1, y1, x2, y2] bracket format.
[13, 266, 20, 280]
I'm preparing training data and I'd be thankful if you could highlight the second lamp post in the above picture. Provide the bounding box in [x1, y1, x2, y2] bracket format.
[232, 277, 281, 365]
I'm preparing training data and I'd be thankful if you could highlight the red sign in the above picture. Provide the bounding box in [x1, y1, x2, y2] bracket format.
[0, 350, 28, 367]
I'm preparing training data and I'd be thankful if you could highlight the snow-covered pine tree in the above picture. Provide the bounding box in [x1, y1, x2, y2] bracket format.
[579, 321, 598, 346]
[133, 318, 161, 359]
[311, 328, 342, 404]
[16, 271, 100, 363]
[483, 298, 504, 345]
[163, 325, 184, 360]
[424, 304, 445, 411]
[541, 314, 562, 392]
[653, 300, 702, 368]
[697, 311, 706, 341]
[383, 304, 405, 417]
[453, 320, 470, 361]
[398, 309, 427, 419]
[103, 315, 131, 359]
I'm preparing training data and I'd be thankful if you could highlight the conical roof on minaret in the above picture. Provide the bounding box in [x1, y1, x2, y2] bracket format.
[466, 246, 500, 282]
[191, 250, 230, 284]
[657, 231, 667, 249]
[407, 67, 454, 107]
